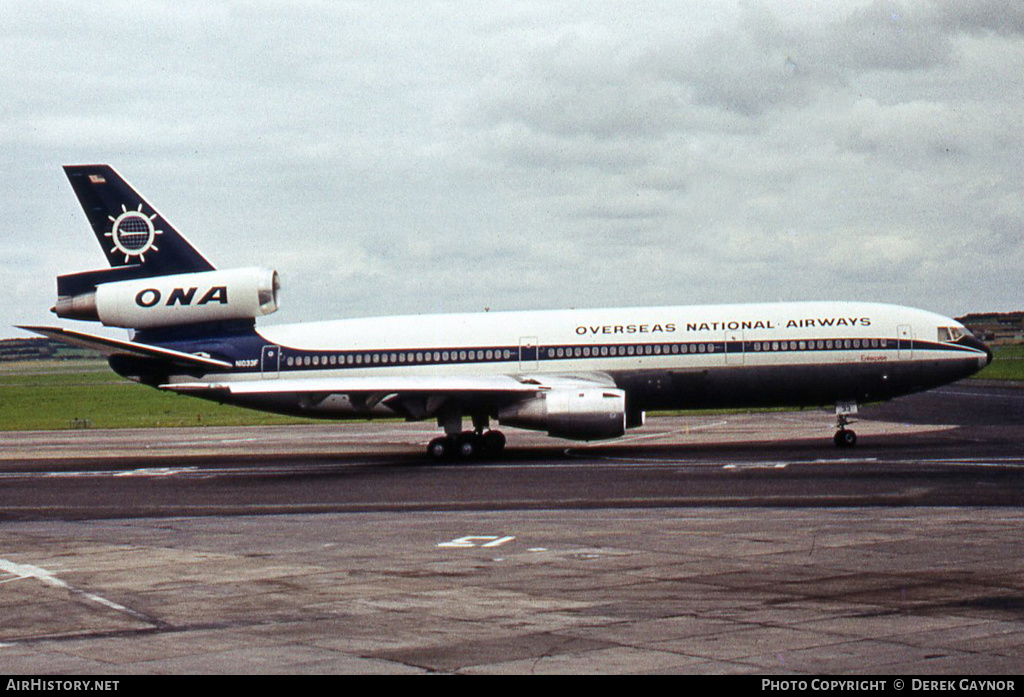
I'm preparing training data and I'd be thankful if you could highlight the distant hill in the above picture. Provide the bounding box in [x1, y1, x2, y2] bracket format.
[0, 337, 101, 362]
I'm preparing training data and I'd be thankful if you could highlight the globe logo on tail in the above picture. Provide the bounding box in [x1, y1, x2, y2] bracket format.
[105, 204, 163, 264]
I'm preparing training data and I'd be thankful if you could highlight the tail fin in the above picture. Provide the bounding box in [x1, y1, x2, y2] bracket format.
[63, 165, 214, 275]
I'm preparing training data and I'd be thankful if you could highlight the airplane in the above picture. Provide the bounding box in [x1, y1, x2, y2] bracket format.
[20, 164, 992, 457]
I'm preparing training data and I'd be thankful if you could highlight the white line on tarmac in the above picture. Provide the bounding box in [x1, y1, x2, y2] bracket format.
[0, 558, 156, 625]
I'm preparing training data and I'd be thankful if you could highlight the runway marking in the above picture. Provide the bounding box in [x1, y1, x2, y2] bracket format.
[722, 463, 788, 470]
[114, 467, 199, 477]
[935, 388, 1024, 400]
[35, 467, 201, 479]
[0, 558, 159, 626]
[437, 535, 516, 548]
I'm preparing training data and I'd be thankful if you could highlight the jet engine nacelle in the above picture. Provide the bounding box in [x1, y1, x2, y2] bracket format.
[498, 388, 627, 441]
[54, 267, 281, 329]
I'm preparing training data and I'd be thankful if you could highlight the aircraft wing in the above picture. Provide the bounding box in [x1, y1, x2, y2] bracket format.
[163, 375, 546, 396]
[162, 371, 616, 397]
[160, 373, 616, 419]
[17, 325, 234, 371]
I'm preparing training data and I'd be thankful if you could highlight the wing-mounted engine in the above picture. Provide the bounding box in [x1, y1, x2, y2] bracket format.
[498, 388, 627, 441]
[53, 267, 281, 329]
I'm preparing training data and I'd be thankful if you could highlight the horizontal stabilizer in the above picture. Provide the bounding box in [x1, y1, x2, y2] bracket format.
[17, 325, 233, 370]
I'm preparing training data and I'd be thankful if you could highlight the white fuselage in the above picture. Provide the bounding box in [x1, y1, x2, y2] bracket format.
[243, 301, 973, 379]
[171, 301, 988, 423]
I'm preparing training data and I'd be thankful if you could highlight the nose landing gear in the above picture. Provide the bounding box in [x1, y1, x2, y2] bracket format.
[834, 402, 858, 448]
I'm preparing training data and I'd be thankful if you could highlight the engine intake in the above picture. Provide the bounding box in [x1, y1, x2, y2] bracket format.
[53, 267, 281, 329]
[498, 388, 627, 441]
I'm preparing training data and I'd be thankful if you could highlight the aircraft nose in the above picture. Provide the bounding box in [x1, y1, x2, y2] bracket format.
[963, 335, 993, 367]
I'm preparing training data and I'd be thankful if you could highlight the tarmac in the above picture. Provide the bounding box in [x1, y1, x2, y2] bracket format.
[0, 383, 1022, 674]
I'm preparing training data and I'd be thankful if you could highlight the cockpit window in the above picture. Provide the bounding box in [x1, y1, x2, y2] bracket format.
[938, 326, 965, 342]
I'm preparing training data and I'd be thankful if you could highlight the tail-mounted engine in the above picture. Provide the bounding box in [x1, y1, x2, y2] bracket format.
[498, 388, 627, 441]
[53, 267, 281, 329]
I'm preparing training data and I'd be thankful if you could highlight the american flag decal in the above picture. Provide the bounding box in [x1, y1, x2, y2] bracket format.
[89, 174, 106, 184]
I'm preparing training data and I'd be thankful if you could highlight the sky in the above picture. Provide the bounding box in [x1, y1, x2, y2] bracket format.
[2, 0, 1023, 339]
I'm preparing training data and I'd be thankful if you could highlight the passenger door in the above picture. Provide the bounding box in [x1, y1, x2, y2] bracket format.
[261, 345, 281, 378]
[519, 336, 539, 371]
[725, 330, 745, 365]
[897, 325, 913, 360]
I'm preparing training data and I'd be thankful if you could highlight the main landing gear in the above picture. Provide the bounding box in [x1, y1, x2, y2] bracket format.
[427, 410, 506, 460]
[427, 430, 506, 459]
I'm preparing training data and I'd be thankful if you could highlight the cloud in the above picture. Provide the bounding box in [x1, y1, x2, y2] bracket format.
[2, 0, 1023, 339]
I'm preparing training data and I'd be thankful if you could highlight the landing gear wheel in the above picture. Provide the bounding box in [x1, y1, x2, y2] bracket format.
[427, 437, 451, 459]
[834, 429, 857, 448]
[480, 430, 506, 457]
[426, 431, 506, 460]
[454, 432, 479, 458]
